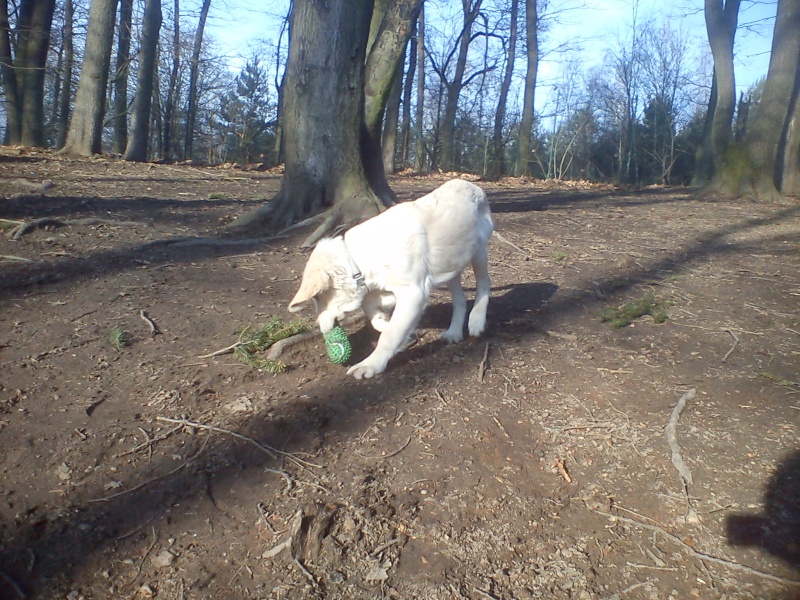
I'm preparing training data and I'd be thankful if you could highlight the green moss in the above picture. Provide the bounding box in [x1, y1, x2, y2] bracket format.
[599, 292, 669, 329]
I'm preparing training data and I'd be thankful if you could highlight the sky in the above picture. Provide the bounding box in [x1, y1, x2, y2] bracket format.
[202, 0, 777, 113]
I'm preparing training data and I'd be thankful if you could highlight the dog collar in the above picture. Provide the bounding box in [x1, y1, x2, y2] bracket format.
[339, 236, 368, 293]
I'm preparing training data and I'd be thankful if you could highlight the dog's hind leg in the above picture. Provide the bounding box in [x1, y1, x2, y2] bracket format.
[347, 286, 427, 379]
[440, 276, 466, 343]
[468, 246, 491, 337]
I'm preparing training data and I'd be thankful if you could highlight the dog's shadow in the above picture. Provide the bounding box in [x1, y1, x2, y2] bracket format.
[348, 282, 558, 361]
[725, 450, 800, 569]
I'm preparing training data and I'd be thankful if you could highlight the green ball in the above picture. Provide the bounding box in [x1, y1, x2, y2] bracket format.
[324, 326, 352, 364]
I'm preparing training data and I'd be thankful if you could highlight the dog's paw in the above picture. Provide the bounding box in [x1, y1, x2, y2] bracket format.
[439, 329, 464, 344]
[468, 315, 486, 337]
[347, 361, 384, 380]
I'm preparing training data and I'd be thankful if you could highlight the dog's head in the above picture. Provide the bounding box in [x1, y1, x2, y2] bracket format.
[289, 238, 366, 333]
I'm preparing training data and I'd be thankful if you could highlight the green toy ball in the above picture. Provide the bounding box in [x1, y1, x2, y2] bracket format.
[324, 326, 352, 364]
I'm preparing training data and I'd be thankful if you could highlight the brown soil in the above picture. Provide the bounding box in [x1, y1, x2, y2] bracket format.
[0, 149, 798, 600]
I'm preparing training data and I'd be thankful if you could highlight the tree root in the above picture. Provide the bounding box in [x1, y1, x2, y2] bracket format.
[9, 217, 143, 240]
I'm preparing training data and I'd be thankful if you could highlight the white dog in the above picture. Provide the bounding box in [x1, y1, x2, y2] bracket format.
[289, 179, 493, 379]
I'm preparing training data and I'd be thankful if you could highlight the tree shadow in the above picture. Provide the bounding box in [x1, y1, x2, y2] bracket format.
[0, 193, 798, 597]
[726, 450, 800, 569]
[488, 186, 692, 214]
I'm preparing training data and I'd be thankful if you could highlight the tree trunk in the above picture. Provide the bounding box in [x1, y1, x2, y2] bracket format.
[781, 78, 800, 196]
[439, 0, 482, 172]
[184, 0, 211, 161]
[701, 0, 741, 181]
[382, 64, 402, 174]
[487, 0, 518, 180]
[362, 0, 423, 200]
[400, 18, 417, 166]
[124, 0, 162, 161]
[515, 0, 538, 176]
[0, 0, 21, 144]
[163, 0, 180, 160]
[113, 0, 133, 154]
[413, 6, 426, 171]
[231, 0, 390, 247]
[704, 0, 799, 201]
[692, 70, 718, 185]
[61, 0, 118, 155]
[55, 0, 73, 149]
[16, 0, 56, 147]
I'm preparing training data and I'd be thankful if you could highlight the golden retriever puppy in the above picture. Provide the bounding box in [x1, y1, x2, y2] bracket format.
[289, 179, 493, 379]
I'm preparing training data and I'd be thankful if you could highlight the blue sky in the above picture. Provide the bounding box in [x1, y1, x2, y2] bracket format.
[204, 0, 776, 110]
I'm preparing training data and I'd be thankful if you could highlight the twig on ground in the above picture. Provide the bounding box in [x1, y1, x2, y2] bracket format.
[0, 570, 26, 599]
[667, 388, 698, 521]
[492, 416, 511, 439]
[547, 330, 578, 342]
[140, 310, 160, 337]
[666, 388, 695, 488]
[492, 231, 529, 256]
[722, 329, 739, 363]
[555, 459, 572, 483]
[473, 588, 499, 600]
[370, 538, 402, 557]
[198, 341, 246, 359]
[478, 342, 490, 382]
[0, 254, 33, 262]
[88, 430, 211, 503]
[129, 526, 158, 584]
[356, 436, 412, 460]
[593, 508, 800, 586]
[117, 424, 183, 458]
[154, 416, 321, 470]
[10, 217, 138, 240]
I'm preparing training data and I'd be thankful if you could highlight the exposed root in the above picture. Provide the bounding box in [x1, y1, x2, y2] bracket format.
[9, 217, 142, 240]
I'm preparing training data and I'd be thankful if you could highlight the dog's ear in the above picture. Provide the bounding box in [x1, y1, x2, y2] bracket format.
[289, 268, 331, 312]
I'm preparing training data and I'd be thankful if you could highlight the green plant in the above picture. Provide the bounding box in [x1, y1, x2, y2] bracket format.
[599, 292, 669, 329]
[233, 317, 313, 372]
[107, 325, 127, 351]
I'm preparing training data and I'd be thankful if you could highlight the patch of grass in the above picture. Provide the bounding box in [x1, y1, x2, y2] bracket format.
[758, 371, 799, 388]
[599, 292, 669, 329]
[207, 192, 229, 200]
[233, 317, 313, 373]
[550, 251, 568, 262]
[107, 325, 127, 351]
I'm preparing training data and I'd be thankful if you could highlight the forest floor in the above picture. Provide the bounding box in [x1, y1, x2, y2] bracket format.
[0, 148, 799, 600]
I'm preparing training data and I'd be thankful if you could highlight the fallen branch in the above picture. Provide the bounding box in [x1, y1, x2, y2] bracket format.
[0, 570, 26, 599]
[593, 508, 800, 586]
[666, 388, 695, 488]
[10, 217, 139, 240]
[722, 329, 739, 363]
[0, 254, 32, 262]
[478, 342, 490, 383]
[140, 310, 160, 337]
[547, 330, 578, 342]
[154, 416, 321, 470]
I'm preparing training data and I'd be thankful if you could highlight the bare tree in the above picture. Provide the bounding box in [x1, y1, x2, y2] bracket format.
[184, 0, 211, 160]
[515, 0, 539, 176]
[124, 0, 162, 161]
[55, 0, 74, 149]
[163, 0, 181, 160]
[113, 0, 133, 154]
[487, 0, 518, 180]
[414, 5, 426, 171]
[694, 0, 741, 185]
[61, 0, 118, 155]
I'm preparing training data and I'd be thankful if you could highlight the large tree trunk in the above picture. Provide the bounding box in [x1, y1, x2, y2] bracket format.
[61, 0, 118, 155]
[698, 0, 741, 185]
[382, 65, 402, 174]
[487, 0, 518, 180]
[55, 0, 73, 149]
[362, 0, 423, 200]
[0, 0, 21, 143]
[692, 72, 718, 185]
[400, 18, 417, 166]
[515, 0, 538, 176]
[16, 0, 56, 147]
[704, 0, 799, 201]
[183, 0, 211, 161]
[781, 80, 800, 196]
[231, 0, 387, 246]
[113, 0, 133, 154]
[124, 0, 162, 161]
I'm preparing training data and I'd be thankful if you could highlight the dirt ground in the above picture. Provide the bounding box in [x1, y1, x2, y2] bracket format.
[0, 149, 798, 600]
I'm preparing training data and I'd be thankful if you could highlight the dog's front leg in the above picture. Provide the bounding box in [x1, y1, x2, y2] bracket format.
[347, 287, 427, 379]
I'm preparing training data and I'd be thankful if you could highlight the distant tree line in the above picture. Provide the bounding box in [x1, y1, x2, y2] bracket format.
[0, 0, 796, 234]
